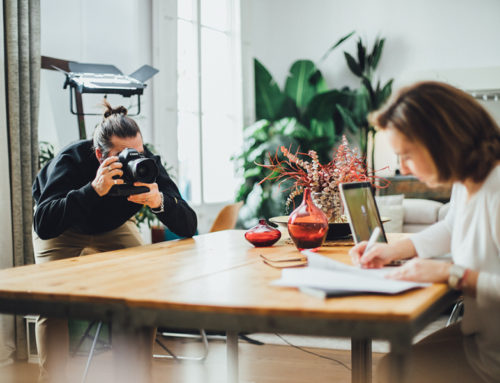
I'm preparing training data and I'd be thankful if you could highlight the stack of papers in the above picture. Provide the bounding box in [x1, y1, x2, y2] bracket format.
[271, 251, 429, 298]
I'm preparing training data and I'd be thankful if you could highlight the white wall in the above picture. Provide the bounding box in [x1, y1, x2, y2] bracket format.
[243, 0, 500, 173]
[39, 0, 154, 149]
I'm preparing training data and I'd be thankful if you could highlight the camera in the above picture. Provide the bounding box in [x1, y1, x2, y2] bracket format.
[108, 148, 159, 196]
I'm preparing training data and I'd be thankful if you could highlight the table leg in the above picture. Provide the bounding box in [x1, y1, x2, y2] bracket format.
[226, 331, 239, 383]
[351, 338, 372, 383]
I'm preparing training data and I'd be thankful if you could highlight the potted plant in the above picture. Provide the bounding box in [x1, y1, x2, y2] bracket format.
[234, 32, 393, 227]
[257, 135, 388, 223]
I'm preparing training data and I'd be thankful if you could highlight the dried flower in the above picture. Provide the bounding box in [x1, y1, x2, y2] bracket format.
[257, 135, 388, 222]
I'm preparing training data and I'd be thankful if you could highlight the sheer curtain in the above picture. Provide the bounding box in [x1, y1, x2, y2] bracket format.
[2, 0, 41, 360]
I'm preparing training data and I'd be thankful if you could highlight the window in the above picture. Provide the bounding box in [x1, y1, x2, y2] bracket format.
[176, 0, 243, 205]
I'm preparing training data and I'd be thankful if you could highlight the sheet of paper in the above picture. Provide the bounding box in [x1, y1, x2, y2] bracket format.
[271, 267, 429, 295]
[303, 250, 392, 278]
[271, 251, 429, 296]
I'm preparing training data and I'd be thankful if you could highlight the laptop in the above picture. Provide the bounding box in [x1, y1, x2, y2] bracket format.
[339, 182, 387, 245]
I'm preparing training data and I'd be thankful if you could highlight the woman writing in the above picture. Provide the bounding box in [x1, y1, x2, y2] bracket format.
[350, 81, 500, 382]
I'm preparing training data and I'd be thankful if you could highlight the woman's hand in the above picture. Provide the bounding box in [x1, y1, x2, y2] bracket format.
[350, 242, 398, 268]
[386, 258, 451, 283]
[92, 156, 124, 196]
[350, 238, 418, 269]
[127, 182, 162, 209]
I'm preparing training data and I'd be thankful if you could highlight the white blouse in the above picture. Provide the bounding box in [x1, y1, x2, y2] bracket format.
[411, 165, 500, 383]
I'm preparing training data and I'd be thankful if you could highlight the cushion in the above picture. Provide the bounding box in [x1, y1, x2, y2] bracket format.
[375, 194, 404, 206]
[375, 194, 405, 233]
[403, 198, 443, 225]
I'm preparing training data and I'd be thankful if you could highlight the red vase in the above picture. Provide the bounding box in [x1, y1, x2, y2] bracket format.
[287, 188, 328, 251]
[245, 219, 282, 247]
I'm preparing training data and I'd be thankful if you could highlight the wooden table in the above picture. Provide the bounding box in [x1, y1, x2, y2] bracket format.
[0, 230, 457, 383]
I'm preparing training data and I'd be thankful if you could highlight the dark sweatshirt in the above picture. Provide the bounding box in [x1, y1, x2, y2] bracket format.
[33, 139, 197, 240]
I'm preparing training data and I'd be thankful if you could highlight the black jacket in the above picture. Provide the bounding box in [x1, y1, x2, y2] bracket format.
[33, 139, 197, 240]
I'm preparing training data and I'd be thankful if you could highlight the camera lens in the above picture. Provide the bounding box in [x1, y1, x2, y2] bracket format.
[129, 158, 158, 183]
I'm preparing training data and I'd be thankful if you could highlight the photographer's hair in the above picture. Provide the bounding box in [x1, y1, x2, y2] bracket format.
[93, 99, 141, 158]
[369, 81, 500, 183]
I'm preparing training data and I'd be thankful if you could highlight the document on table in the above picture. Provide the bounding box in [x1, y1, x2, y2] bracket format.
[271, 250, 430, 298]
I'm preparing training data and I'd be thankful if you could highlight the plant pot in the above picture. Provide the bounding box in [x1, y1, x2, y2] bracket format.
[151, 225, 165, 244]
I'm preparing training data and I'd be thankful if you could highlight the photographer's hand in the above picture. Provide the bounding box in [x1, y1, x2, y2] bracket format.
[92, 156, 124, 196]
[128, 182, 162, 209]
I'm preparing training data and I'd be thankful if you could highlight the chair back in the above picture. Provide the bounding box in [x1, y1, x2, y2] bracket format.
[209, 201, 244, 233]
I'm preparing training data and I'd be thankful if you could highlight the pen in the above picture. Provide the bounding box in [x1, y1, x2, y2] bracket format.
[363, 227, 381, 255]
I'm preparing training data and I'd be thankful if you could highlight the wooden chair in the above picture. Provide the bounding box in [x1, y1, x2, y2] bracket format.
[153, 201, 244, 362]
[209, 201, 244, 233]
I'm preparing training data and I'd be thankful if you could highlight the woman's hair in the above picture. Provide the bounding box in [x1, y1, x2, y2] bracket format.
[369, 81, 500, 183]
[93, 99, 141, 157]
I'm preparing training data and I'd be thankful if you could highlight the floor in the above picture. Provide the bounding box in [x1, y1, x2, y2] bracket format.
[0, 335, 385, 383]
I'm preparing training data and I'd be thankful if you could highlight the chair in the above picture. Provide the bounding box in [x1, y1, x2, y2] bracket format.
[209, 201, 244, 232]
[446, 298, 464, 327]
[153, 201, 244, 362]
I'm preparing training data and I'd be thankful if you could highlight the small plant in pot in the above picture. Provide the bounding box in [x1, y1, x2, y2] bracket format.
[258, 136, 388, 239]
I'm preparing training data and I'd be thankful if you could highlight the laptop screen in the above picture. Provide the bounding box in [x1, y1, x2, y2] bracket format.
[339, 182, 387, 244]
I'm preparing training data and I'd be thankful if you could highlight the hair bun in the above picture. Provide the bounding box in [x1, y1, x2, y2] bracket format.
[103, 100, 128, 118]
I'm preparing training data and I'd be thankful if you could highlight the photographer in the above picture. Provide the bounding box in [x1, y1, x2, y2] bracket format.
[32, 101, 197, 383]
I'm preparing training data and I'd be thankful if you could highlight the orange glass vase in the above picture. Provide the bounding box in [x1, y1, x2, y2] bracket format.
[287, 188, 328, 251]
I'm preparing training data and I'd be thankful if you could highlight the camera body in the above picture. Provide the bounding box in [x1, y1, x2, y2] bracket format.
[108, 148, 159, 196]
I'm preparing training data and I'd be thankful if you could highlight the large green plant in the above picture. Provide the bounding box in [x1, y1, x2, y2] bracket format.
[235, 32, 392, 227]
[235, 34, 355, 227]
[334, 36, 393, 169]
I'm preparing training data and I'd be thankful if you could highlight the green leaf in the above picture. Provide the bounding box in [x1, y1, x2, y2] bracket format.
[361, 76, 375, 105]
[351, 86, 370, 124]
[336, 104, 359, 133]
[375, 79, 393, 109]
[247, 142, 269, 163]
[310, 70, 329, 93]
[254, 59, 285, 120]
[243, 119, 270, 140]
[357, 38, 366, 73]
[318, 31, 355, 64]
[273, 118, 312, 141]
[284, 60, 318, 109]
[303, 89, 350, 124]
[371, 38, 385, 70]
[310, 118, 335, 140]
[344, 52, 363, 77]
[243, 167, 263, 179]
[278, 96, 300, 119]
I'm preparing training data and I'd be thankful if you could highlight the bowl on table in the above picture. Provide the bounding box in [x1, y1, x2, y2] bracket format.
[269, 216, 391, 241]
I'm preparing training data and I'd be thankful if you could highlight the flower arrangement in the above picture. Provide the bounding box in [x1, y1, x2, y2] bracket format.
[258, 136, 387, 223]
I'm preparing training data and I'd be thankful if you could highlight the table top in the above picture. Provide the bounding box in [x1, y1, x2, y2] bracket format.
[0, 230, 451, 324]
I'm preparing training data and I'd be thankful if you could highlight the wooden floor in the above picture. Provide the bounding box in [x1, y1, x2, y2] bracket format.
[0, 335, 385, 383]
